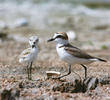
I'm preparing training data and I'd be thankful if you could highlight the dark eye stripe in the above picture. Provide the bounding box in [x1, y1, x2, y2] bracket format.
[56, 35, 65, 39]
[56, 35, 62, 38]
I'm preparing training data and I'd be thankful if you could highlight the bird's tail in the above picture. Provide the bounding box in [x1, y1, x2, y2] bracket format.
[95, 57, 107, 62]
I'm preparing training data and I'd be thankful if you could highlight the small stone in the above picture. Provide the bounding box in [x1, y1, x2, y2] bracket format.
[1, 88, 20, 100]
[12, 69, 16, 72]
[0, 32, 7, 39]
[105, 97, 110, 100]
[0, 21, 8, 29]
[67, 30, 77, 41]
[15, 18, 28, 27]
[83, 77, 99, 91]
[99, 76, 110, 85]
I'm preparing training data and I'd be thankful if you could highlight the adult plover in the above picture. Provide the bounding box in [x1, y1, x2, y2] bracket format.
[19, 36, 39, 80]
[47, 32, 106, 79]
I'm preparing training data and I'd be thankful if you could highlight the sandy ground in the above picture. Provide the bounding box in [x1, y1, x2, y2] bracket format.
[0, 32, 110, 100]
[0, 1, 110, 99]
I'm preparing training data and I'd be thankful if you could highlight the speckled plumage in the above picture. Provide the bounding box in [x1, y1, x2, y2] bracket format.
[19, 36, 39, 80]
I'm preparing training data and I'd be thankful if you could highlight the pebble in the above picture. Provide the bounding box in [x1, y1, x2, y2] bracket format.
[14, 18, 29, 28]
[0, 21, 8, 29]
[67, 30, 77, 41]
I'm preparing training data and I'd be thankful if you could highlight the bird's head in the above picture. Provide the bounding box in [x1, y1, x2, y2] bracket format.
[29, 36, 39, 48]
[47, 32, 69, 44]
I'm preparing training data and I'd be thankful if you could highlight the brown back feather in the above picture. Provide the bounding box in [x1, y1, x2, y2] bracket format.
[62, 44, 94, 59]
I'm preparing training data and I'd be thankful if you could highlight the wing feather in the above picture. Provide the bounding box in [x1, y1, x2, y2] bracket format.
[64, 44, 94, 59]
[19, 48, 31, 58]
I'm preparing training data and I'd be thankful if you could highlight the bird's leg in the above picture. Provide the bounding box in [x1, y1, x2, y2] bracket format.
[29, 62, 33, 80]
[81, 64, 87, 79]
[26, 64, 29, 80]
[57, 64, 71, 79]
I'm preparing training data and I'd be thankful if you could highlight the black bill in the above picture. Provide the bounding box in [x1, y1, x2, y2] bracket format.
[47, 38, 55, 42]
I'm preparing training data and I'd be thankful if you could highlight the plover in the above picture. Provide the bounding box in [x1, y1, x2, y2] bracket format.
[19, 36, 39, 80]
[47, 32, 106, 79]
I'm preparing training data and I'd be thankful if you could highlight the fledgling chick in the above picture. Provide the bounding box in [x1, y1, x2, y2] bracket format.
[19, 36, 39, 80]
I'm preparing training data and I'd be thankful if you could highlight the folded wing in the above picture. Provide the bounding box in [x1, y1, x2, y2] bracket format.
[64, 44, 95, 59]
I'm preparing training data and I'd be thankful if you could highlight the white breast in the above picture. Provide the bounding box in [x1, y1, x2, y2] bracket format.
[30, 47, 38, 61]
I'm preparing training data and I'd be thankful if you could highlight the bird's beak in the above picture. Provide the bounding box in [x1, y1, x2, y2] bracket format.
[47, 38, 55, 42]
